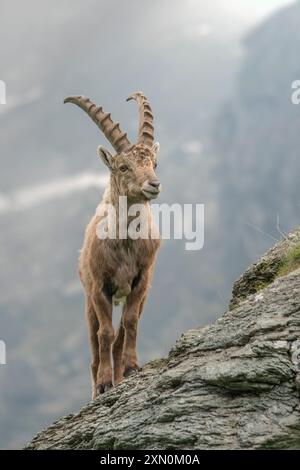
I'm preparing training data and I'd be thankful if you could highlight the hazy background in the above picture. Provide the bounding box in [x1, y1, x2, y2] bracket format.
[0, 0, 299, 448]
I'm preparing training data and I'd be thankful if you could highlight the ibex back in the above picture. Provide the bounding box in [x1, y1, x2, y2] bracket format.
[64, 92, 161, 398]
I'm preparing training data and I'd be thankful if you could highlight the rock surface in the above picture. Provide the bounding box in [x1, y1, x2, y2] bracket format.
[26, 230, 300, 450]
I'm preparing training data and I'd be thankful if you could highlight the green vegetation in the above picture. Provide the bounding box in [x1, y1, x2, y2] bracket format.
[255, 280, 271, 293]
[230, 241, 300, 310]
[277, 243, 300, 278]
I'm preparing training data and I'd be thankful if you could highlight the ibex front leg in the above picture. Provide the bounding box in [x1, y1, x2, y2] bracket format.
[91, 287, 114, 394]
[122, 268, 152, 378]
[85, 296, 100, 400]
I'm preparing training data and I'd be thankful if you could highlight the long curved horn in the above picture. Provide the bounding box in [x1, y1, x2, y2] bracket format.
[126, 91, 154, 147]
[64, 95, 131, 153]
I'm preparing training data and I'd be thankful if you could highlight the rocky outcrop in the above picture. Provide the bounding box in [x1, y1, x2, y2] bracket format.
[230, 227, 300, 309]
[26, 229, 300, 450]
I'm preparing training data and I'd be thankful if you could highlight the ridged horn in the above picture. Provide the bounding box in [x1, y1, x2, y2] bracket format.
[64, 95, 131, 153]
[126, 91, 154, 147]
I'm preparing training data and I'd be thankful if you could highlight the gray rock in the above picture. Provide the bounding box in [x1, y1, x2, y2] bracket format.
[25, 230, 300, 450]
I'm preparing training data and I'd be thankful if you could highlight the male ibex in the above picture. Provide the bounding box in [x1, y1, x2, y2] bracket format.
[64, 92, 161, 398]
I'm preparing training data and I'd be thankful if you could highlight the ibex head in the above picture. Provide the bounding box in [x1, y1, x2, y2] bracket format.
[64, 91, 161, 202]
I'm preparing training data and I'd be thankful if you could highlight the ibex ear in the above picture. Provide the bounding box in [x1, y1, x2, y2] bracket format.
[152, 142, 160, 154]
[97, 146, 114, 170]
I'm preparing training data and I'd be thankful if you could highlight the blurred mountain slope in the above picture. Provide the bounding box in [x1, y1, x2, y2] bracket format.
[213, 0, 300, 286]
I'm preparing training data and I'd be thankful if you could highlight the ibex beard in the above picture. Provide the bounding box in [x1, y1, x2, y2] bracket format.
[64, 92, 161, 398]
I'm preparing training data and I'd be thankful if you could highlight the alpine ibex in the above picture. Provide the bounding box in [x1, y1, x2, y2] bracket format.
[64, 92, 161, 398]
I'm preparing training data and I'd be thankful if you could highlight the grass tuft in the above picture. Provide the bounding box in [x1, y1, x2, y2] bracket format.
[277, 244, 300, 278]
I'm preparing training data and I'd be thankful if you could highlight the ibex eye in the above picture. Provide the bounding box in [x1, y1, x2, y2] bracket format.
[119, 165, 128, 172]
[154, 162, 158, 169]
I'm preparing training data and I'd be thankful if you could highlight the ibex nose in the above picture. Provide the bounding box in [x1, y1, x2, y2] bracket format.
[148, 179, 160, 189]
[142, 178, 161, 200]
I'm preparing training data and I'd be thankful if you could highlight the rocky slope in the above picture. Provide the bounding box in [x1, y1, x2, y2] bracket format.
[25, 228, 300, 450]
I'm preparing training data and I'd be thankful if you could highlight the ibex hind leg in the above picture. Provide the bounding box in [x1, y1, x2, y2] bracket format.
[112, 320, 125, 385]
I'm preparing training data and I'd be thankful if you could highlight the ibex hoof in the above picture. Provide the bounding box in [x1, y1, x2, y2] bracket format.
[124, 366, 141, 377]
[97, 381, 113, 395]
